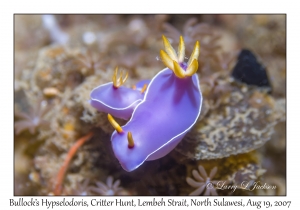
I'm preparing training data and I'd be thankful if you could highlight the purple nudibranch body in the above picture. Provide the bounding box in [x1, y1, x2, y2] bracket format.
[112, 68, 202, 171]
[90, 35, 202, 172]
[90, 82, 144, 120]
[134, 79, 151, 92]
[90, 68, 150, 120]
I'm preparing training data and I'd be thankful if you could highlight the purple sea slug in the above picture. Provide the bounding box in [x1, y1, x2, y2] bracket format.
[90, 67, 148, 120]
[133, 79, 151, 92]
[107, 35, 202, 171]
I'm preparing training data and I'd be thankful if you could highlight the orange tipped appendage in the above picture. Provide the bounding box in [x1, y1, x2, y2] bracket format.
[140, 84, 148, 94]
[107, 114, 123, 133]
[159, 35, 200, 78]
[112, 67, 128, 88]
[127, 131, 135, 148]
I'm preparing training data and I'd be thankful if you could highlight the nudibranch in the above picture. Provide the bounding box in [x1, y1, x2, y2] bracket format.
[110, 35, 202, 171]
[132, 79, 151, 93]
[90, 67, 148, 120]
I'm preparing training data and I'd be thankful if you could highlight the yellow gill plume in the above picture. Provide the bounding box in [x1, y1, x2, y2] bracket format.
[160, 35, 200, 78]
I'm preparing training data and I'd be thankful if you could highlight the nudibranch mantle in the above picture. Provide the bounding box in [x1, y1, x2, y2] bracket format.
[90, 83, 143, 120]
[90, 68, 146, 120]
[112, 66, 202, 171]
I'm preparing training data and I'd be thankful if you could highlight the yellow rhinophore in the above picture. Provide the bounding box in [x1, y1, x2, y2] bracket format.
[107, 114, 123, 133]
[127, 131, 135, 148]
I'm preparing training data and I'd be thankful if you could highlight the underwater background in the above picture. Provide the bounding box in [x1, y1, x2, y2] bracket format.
[14, 14, 286, 196]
